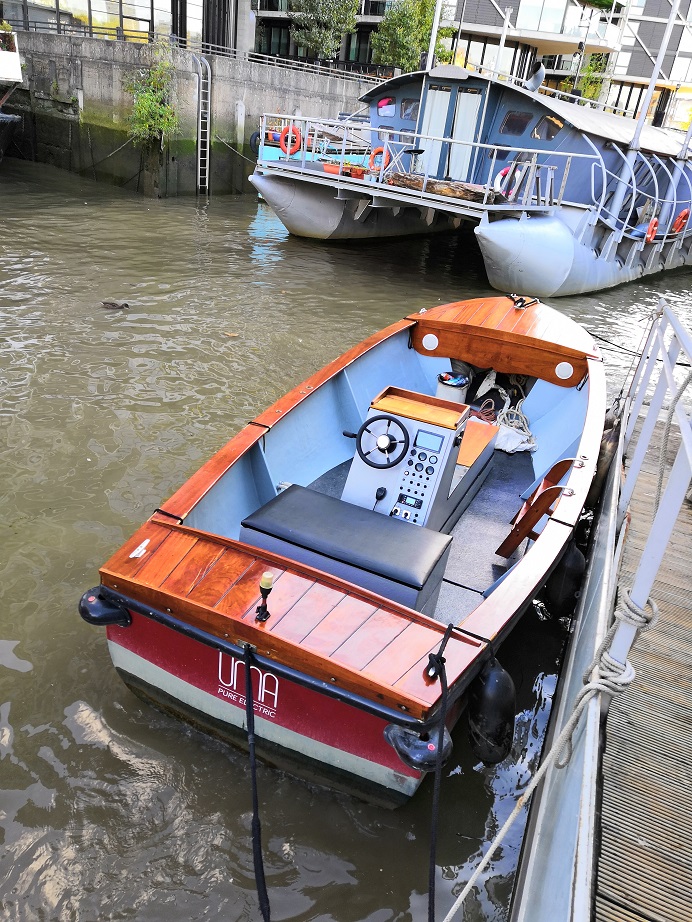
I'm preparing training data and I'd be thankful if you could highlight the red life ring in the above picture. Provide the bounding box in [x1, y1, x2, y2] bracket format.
[671, 208, 690, 234]
[369, 146, 391, 171]
[279, 125, 301, 155]
[645, 217, 658, 244]
[493, 166, 511, 193]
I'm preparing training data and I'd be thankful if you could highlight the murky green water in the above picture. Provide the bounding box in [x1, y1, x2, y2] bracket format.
[1, 158, 690, 922]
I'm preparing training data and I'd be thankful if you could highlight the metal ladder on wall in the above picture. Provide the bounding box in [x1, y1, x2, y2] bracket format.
[193, 54, 211, 196]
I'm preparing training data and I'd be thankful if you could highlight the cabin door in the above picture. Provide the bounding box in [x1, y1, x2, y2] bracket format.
[447, 88, 482, 181]
[419, 85, 452, 178]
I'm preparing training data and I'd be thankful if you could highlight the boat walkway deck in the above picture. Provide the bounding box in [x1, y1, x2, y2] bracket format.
[595, 421, 692, 922]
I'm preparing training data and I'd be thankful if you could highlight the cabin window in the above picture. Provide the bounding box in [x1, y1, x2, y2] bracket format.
[401, 98, 420, 121]
[377, 97, 396, 118]
[378, 126, 395, 141]
[531, 115, 563, 141]
[499, 110, 533, 136]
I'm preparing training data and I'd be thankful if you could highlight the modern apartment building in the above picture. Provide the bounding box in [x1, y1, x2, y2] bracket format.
[2, 0, 689, 125]
[254, 0, 692, 125]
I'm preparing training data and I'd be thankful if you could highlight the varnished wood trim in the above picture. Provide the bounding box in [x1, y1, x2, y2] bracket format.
[154, 423, 268, 522]
[253, 318, 414, 428]
[99, 520, 486, 718]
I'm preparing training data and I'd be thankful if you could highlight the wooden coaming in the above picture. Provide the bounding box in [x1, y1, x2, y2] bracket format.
[457, 419, 500, 467]
[371, 386, 470, 429]
[101, 521, 486, 720]
[407, 297, 601, 387]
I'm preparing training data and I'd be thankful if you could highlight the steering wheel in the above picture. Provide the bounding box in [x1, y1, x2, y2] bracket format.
[356, 414, 410, 469]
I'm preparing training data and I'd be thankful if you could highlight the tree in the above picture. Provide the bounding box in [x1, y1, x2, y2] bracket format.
[289, 0, 359, 60]
[371, 0, 454, 74]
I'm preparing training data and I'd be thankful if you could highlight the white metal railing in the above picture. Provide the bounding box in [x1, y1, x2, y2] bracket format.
[590, 144, 692, 241]
[471, 62, 638, 119]
[610, 300, 692, 666]
[3, 23, 382, 85]
[256, 112, 601, 211]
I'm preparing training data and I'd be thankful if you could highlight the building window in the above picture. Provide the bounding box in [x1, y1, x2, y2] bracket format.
[347, 29, 372, 63]
[499, 111, 534, 135]
[531, 114, 563, 140]
[516, 0, 567, 33]
[256, 23, 291, 56]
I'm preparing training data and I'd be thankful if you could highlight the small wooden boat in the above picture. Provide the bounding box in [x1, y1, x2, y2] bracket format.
[80, 296, 606, 806]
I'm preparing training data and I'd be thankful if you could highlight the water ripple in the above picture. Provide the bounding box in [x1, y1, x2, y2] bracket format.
[2, 158, 691, 921]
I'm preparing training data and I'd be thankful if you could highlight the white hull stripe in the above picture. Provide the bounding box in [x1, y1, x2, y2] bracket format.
[108, 642, 420, 798]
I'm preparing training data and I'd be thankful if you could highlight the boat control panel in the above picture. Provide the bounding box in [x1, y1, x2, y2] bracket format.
[341, 386, 470, 531]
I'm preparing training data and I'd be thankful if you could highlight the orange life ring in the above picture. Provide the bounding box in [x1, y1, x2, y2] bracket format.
[279, 125, 301, 155]
[671, 208, 690, 234]
[645, 217, 658, 244]
[369, 146, 391, 171]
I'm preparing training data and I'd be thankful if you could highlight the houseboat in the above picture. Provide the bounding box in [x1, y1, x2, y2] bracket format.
[0, 26, 21, 162]
[250, 64, 692, 297]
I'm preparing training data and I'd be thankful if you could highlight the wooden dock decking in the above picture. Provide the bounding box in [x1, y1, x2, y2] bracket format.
[595, 422, 692, 922]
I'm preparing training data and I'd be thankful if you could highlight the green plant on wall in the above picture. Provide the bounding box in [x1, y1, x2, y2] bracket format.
[577, 52, 608, 101]
[123, 44, 179, 147]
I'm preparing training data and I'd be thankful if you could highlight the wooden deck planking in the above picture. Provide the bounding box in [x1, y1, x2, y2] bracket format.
[100, 518, 491, 716]
[267, 583, 345, 643]
[595, 421, 692, 922]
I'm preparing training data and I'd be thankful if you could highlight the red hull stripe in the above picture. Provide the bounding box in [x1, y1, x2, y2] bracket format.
[107, 613, 424, 792]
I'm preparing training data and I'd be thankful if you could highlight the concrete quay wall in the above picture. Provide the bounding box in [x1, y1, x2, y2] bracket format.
[7, 33, 370, 195]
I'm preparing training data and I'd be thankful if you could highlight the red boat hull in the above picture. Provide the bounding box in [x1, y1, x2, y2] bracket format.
[107, 612, 435, 806]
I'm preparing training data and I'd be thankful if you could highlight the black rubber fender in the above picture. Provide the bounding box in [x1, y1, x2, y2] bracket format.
[249, 130, 260, 156]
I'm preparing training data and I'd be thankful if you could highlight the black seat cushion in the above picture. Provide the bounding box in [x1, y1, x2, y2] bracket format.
[241, 485, 451, 590]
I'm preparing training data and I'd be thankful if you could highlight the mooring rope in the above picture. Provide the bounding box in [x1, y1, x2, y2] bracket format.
[427, 624, 454, 922]
[441, 588, 658, 922]
[243, 643, 271, 922]
[654, 369, 692, 515]
[215, 134, 256, 164]
[79, 136, 134, 174]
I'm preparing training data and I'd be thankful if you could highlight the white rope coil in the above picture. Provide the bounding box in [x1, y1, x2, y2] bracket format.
[582, 588, 658, 685]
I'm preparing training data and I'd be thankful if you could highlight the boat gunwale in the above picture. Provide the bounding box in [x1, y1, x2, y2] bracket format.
[100, 584, 467, 732]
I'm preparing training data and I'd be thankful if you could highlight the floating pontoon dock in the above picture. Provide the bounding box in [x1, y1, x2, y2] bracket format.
[507, 300, 692, 922]
[595, 418, 692, 922]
